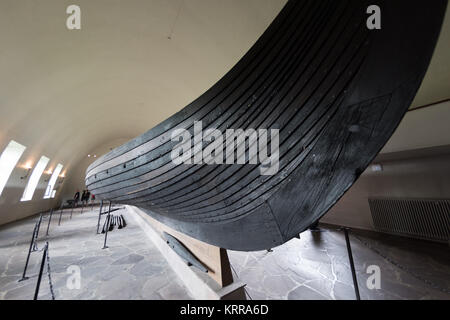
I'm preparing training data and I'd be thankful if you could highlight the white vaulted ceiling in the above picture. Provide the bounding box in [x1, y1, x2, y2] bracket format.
[0, 0, 449, 202]
[0, 0, 287, 179]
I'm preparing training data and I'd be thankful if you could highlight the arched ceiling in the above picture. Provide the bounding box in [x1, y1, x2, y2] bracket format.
[0, 0, 449, 181]
[0, 0, 287, 176]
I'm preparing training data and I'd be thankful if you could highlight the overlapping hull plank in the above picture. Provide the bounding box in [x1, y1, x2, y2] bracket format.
[86, 0, 447, 251]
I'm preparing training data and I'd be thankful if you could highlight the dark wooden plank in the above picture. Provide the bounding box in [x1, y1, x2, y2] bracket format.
[86, 0, 447, 251]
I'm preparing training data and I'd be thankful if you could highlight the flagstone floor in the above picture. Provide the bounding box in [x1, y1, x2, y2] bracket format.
[228, 226, 450, 300]
[1, 206, 448, 300]
[0, 206, 192, 300]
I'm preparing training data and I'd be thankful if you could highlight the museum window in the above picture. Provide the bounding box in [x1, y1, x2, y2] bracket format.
[21, 156, 50, 201]
[0, 140, 27, 197]
[44, 163, 63, 199]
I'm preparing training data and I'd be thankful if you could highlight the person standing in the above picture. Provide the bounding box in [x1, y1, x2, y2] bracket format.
[85, 190, 91, 205]
[90, 193, 95, 208]
[74, 190, 80, 207]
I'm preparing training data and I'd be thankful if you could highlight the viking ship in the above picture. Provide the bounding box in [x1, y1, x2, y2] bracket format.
[85, 0, 447, 251]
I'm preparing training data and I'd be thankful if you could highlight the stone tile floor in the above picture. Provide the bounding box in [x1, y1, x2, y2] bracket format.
[0, 206, 192, 300]
[1, 205, 448, 300]
[228, 226, 450, 300]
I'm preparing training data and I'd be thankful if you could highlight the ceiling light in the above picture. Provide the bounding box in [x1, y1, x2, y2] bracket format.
[371, 164, 383, 172]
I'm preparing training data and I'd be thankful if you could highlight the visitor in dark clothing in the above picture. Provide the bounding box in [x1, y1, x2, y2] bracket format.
[74, 190, 80, 207]
[83, 190, 90, 205]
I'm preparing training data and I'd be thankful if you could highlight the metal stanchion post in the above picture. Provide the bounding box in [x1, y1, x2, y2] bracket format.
[343, 228, 360, 300]
[45, 209, 53, 236]
[35, 213, 43, 238]
[33, 242, 49, 300]
[70, 202, 74, 219]
[58, 204, 63, 226]
[32, 214, 43, 252]
[102, 201, 112, 249]
[19, 223, 38, 282]
[96, 200, 103, 234]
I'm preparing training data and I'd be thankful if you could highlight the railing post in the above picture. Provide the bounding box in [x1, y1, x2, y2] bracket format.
[343, 228, 360, 300]
[33, 242, 49, 300]
[19, 223, 38, 282]
[32, 214, 43, 252]
[102, 201, 112, 249]
[45, 208, 53, 236]
[96, 200, 103, 234]
[58, 204, 63, 226]
[70, 201, 74, 219]
[36, 213, 43, 238]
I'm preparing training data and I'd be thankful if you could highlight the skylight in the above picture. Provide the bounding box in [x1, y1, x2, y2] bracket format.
[44, 163, 63, 199]
[21, 156, 50, 201]
[0, 140, 27, 197]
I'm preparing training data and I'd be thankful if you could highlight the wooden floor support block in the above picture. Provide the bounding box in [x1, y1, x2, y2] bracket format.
[127, 205, 246, 300]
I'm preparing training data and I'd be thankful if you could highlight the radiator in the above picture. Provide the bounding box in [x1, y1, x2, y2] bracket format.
[368, 198, 450, 243]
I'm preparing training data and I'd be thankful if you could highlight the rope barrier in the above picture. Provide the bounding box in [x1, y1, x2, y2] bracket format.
[46, 244, 56, 300]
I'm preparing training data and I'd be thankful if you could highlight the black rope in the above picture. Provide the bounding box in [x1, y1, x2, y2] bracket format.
[46, 245, 56, 300]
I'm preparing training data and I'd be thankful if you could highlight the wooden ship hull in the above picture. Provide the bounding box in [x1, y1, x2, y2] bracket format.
[86, 0, 447, 251]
